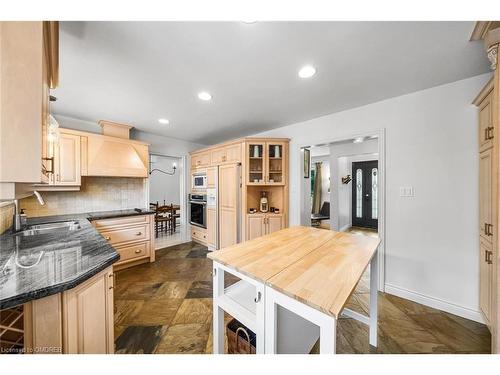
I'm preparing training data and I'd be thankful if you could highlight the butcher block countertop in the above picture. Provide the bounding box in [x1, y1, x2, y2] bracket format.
[207, 226, 380, 318]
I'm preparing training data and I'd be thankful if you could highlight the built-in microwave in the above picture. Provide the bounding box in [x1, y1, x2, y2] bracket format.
[192, 172, 207, 190]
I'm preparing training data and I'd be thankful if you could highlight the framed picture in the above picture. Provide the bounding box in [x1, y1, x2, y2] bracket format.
[303, 148, 310, 178]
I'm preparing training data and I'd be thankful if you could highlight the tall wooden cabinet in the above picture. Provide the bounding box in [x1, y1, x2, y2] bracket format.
[189, 137, 289, 248]
[472, 21, 500, 353]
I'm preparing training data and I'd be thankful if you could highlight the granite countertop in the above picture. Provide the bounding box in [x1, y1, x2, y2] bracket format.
[0, 209, 154, 310]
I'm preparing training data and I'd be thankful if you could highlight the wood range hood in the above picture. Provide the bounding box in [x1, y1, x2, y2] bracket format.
[84, 120, 149, 178]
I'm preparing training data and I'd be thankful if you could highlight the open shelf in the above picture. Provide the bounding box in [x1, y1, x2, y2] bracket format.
[218, 280, 258, 331]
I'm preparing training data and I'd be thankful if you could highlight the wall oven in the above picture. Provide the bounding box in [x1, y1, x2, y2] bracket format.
[192, 172, 207, 190]
[189, 194, 207, 228]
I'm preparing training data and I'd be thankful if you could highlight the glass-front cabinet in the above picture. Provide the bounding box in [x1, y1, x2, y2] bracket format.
[266, 141, 286, 185]
[246, 141, 286, 185]
[247, 142, 265, 185]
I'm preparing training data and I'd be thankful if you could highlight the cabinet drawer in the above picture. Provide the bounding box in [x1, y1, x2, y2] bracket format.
[115, 241, 150, 263]
[191, 227, 207, 242]
[93, 214, 150, 229]
[101, 224, 150, 245]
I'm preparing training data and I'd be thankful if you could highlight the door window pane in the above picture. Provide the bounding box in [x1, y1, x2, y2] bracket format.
[356, 168, 362, 218]
[371, 168, 378, 219]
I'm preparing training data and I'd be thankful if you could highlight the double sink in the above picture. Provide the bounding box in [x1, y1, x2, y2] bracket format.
[15, 220, 82, 237]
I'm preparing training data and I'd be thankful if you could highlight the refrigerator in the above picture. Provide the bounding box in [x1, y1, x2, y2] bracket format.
[206, 163, 242, 250]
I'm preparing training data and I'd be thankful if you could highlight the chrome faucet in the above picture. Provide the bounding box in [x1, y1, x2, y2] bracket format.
[13, 190, 45, 232]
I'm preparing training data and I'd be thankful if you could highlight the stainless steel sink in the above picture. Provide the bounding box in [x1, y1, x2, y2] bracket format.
[16, 220, 81, 236]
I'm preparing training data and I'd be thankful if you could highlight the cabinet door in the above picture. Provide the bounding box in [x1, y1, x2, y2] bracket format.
[62, 267, 114, 354]
[247, 142, 266, 185]
[266, 141, 286, 185]
[206, 166, 217, 188]
[479, 92, 493, 152]
[219, 164, 239, 248]
[207, 207, 217, 248]
[191, 151, 210, 169]
[54, 133, 81, 185]
[247, 215, 265, 240]
[479, 240, 492, 325]
[479, 149, 493, 244]
[267, 214, 283, 235]
[225, 143, 242, 163]
[210, 147, 226, 165]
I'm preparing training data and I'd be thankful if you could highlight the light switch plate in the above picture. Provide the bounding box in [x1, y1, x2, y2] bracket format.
[400, 186, 414, 197]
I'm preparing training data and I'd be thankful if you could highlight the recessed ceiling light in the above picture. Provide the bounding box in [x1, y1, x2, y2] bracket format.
[242, 20, 257, 24]
[158, 118, 169, 125]
[353, 137, 364, 144]
[198, 91, 212, 101]
[298, 65, 316, 79]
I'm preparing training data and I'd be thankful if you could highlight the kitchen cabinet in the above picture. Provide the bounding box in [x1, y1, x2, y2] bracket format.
[246, 214, 283, 241]
[480, 239, 493, 326]
[53, 132, 81, 186]
[92, 214, 155, 271]
[207, 208, 217, 248]
[191, 151, 210, 169]
[0, 21, 58, 199]
[23, 266, 114, 354]
[206, 166, 217, 188]
[474, 77, 496, 331]
[61, 267, 114, 354]
[210, 143, 242, 165]
[246, 140, 287, 185]
[219, 164, 239, 248]
[191, 226, 207, 244]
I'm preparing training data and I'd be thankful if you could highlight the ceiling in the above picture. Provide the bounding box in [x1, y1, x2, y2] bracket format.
[53, 21, 489, 145]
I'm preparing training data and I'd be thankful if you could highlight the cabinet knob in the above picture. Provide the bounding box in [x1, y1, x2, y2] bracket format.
[104, 236, 111, 241]
[135, 249, 141, 254]
[136, 232, 142, 236]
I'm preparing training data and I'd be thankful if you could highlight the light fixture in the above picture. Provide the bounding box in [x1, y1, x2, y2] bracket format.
[149, 163, 177, 176]
[298, 65, 316, 79]
[242, 20, 257, 24]
[353, 137, 364, 144]
[158, 118, 169, 125]
[198, 91, 212, 101]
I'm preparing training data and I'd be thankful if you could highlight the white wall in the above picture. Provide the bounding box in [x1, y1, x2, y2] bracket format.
[253, 73, 492, 322]
[149, 155, 181, 205]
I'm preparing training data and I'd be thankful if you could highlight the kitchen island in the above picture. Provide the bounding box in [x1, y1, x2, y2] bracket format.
[0, 209, 154, 354]
[207, 226, 380, 354]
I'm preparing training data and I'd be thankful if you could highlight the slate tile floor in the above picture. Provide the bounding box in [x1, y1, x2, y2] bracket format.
[113, 241, 491, 354]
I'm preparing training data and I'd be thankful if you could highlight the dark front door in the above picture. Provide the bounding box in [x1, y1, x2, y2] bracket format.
[352, 160, 378, 229]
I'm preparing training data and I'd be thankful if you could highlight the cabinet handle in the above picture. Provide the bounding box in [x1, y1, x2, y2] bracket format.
[104, 236, 111, 241]
[136, 232, 142, 236]
[108, 273, 115, 290]
[254, 291, 262, 303]
[487, 251, 493, 265]
[487, 127, 494, 140]
[489, 224, 494, 236]
[56, 174, 60, 182]
[485, 223, 488, 235]
[135, 249, 142, 254]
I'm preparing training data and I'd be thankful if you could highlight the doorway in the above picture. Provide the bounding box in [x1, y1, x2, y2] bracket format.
[351, 160, 378, 230]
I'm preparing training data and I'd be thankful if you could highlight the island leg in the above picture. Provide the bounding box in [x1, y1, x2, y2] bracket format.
[212, 263, 225, 354]
[369, 249, 379, 347]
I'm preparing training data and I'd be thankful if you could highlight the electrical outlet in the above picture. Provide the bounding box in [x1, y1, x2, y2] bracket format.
[400, 186, 414, 197]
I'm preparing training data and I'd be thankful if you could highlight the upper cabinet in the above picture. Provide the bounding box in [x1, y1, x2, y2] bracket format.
[191, 151, 210, 169]
[0, 21, 59, 199]
[54, 132, 81, 186]
[246, 140, 287, 185]
[210, 143, 242, 165]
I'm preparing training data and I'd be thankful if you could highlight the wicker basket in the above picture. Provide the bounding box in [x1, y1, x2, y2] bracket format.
[226, 319, 256, 354]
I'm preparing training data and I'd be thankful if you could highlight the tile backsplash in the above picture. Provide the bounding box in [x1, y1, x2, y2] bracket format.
[20, 177, 147, 217]
[0, 202, 15, 234]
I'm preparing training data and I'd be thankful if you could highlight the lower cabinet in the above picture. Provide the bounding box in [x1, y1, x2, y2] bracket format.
[207, 208, 217, 248]
[92, 214, 155, 271]
[246, 214, 283, 241]
[480, 239, 493, 326]
[191, 225, 207, 244]
[24, 267, 114, 354]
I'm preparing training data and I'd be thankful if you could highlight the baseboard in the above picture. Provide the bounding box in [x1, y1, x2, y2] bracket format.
[339, 224, 351, 232]
[384, 283, 485, 324]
